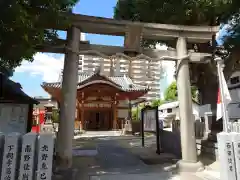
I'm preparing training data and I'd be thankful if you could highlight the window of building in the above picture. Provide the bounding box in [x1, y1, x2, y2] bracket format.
[167, 108, 172, 113]
[230, 76, 240, 84]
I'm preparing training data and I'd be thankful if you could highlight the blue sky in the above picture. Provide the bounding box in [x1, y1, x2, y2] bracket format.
[12, 0, 123, 97]
[11, 0, 225, 98]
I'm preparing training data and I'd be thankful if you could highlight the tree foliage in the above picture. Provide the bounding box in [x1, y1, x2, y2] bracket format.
[114, 0, 240, 25]
[164, 82, 198, 102]
[224, 16, 240, 50]
[114, 0, 240, 48]
[114, 0, 240, 108]
[0, 0, 78, 71]
[151, 99, 164, 107]
[52, 109, 59, 123]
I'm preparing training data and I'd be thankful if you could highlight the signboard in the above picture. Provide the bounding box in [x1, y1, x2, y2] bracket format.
[141, 106, 161, 154]
[80, 103, 112, 108]
[143, 109, 157, 132]
[0, 104, 28, 134]
[0, 133, 21, 180]
[18, 133, 37, 180]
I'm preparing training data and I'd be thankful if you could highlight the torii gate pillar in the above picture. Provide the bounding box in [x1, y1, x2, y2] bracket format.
[56, 26, 80, 168]
[176, 37, 203, 172]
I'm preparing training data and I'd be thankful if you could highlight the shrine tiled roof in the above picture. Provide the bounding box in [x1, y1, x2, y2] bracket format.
[1, 73, 39, 104]
[42, 72, 148, 92]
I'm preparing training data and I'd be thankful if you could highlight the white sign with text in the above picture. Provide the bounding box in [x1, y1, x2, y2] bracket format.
[143, 109, 156, 132]
[0, 133, 5, 171]
[1, 133, 21, 180]
[232, 133, 240, 180]
[36, 133, 54, 180]
[217, 132, 237, 180]
[18, 133, 37, 180]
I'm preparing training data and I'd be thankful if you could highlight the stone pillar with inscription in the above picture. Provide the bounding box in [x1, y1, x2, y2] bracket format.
[1, 133, 21, 180]
[36, 133, 54, 180]
[232, 133, 240, 179]
[176, 37, 203, 172]
[0, 133, 5, 171]
[56, 26, 80, 168]
[18, 133, 37, 180]
[218, 132, 237, 180]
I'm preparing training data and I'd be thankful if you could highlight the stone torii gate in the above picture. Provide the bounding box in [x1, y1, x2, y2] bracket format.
[39, 14, 218, 171]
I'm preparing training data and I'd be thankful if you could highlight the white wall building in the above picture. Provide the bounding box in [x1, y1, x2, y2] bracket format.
[77, 41, 165, 101]
[158, 100, 201, 119]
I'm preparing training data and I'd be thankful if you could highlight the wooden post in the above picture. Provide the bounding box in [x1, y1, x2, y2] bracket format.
[113, 105, 117, 130]
[113, 95, 118, 130]
[115, 107, 118, 129]
[81, 92, 85, 130]
[76, 102, 80, 130]
[81, 107, 84, 130]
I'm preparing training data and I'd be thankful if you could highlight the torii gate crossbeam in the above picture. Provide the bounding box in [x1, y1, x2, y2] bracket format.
[40, 13, 219, 172]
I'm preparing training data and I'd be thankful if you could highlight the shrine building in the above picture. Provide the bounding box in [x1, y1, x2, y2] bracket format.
[41, 69, 148, 131]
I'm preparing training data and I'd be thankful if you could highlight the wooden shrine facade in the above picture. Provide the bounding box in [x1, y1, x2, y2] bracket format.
[42, 69, 148, 131]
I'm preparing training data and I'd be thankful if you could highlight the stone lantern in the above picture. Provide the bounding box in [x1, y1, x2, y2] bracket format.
[42, 100, 55, 132]
[44, 100, 55, 124]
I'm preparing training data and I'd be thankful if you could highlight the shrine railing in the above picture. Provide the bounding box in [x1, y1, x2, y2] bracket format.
[0, 132, 54, 180]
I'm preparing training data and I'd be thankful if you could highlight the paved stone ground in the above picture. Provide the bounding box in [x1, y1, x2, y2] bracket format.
[53, 132, 220, 180]
[96, 141, 146, 169]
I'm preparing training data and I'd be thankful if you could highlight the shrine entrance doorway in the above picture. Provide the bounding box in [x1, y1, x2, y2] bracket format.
[84, 109, 113, 131]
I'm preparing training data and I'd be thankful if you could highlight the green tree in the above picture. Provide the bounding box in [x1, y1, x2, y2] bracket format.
[131, 108, 138, 121]
[164, 82, 198, 102]
[151, 99, 164, 107]
[51, 109, 59, 123]
[114, 0, 240, 111]
[0, 0, 78, 72]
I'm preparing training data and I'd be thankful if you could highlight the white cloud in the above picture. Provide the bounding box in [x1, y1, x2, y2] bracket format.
[15, 53, 64, 82]
[155, 43, 168, 50]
